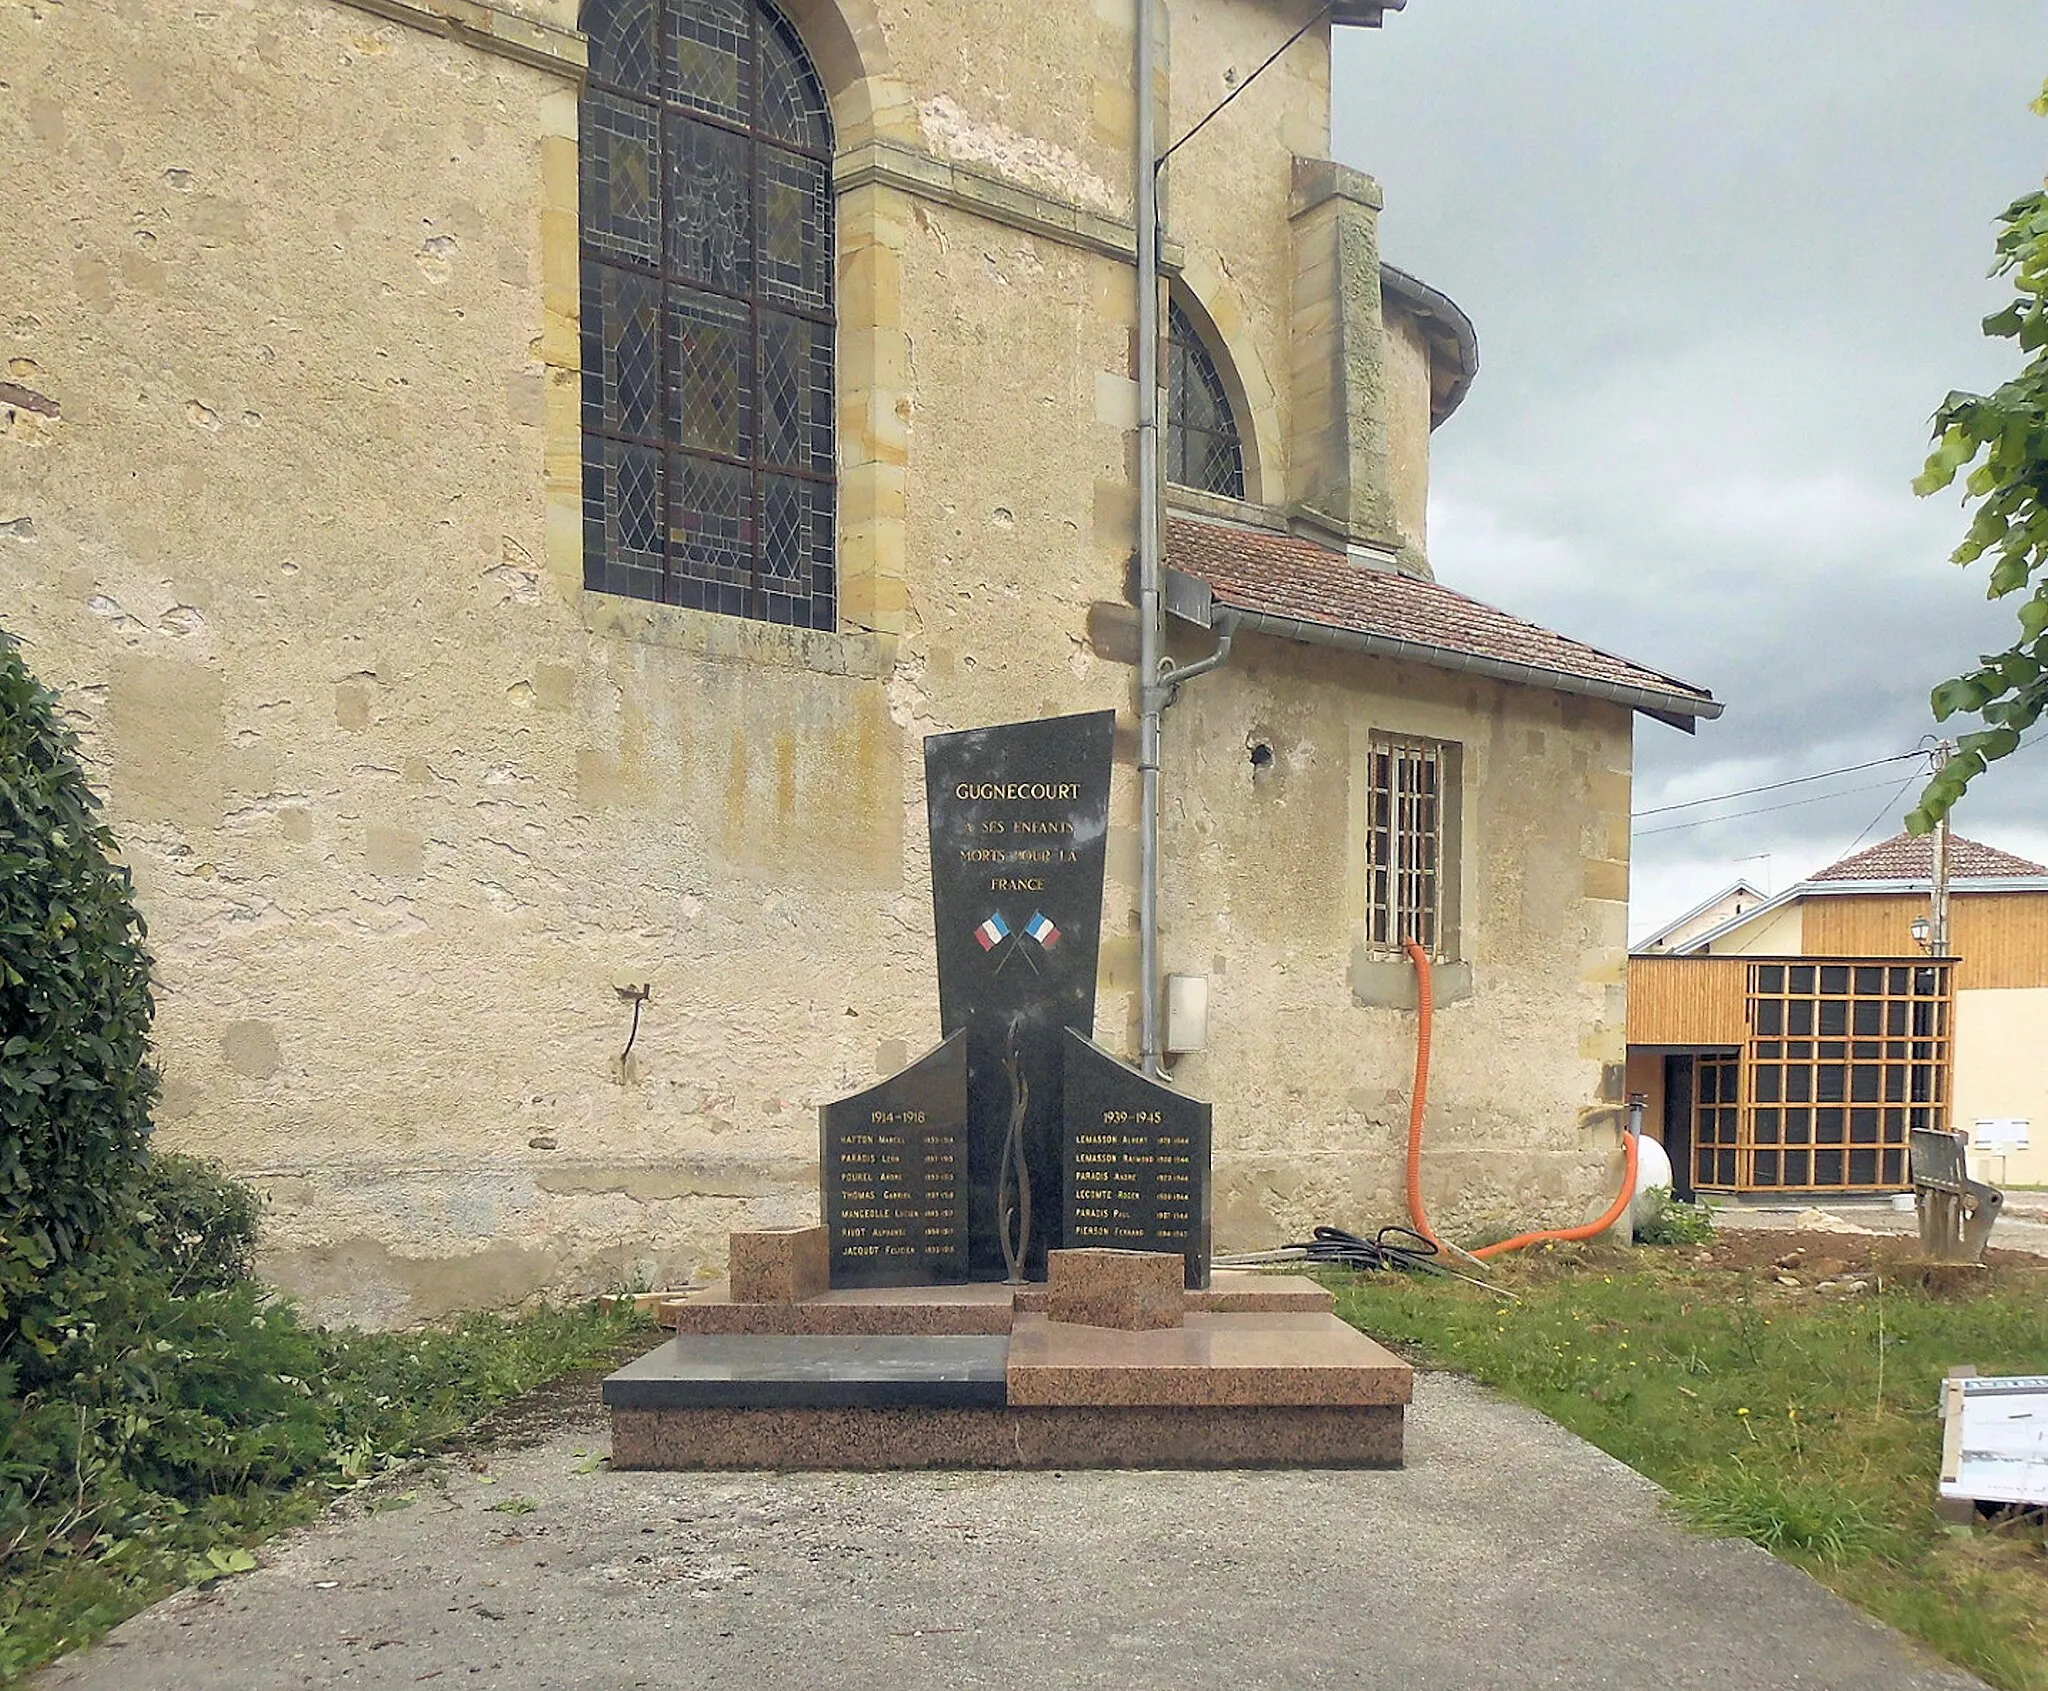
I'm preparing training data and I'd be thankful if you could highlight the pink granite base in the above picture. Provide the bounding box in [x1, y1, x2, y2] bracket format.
[1045, 1248, 1186, 1330]
[663, 1282, 1015, 1336]
[611, 1403, 1404, 1469]
[1006, 1311, 1411, 1408]
[611, 1276, 1411, 1471]
[662, 1269, 1336, 1334]
[726, 1227, 830, 1304]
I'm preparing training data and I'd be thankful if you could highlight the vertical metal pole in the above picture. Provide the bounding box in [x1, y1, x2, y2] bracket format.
[1136, 0, 1164, 1077]
[1930, 740, 1953, 955]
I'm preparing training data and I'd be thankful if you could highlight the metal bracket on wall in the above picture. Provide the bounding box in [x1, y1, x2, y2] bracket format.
[615, 983, 652, 1066]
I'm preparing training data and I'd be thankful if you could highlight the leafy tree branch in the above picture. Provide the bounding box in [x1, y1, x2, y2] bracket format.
[1908, 79, 2048, 834]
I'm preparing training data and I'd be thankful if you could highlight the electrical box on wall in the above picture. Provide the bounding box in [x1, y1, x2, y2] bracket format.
[1166, 974, 1208, 1054]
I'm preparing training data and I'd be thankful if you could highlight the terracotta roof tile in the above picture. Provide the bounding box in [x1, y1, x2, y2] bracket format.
[1166, 516, 1716, 715]
[1809, 831, 2047, 883]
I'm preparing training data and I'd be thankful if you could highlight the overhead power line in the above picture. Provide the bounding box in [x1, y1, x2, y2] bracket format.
[1632, 750, 1923, 818]
[1835, 771, 1926, 862]
[1156, 2, 1335, 169]
[1633, 776, 1918, 838]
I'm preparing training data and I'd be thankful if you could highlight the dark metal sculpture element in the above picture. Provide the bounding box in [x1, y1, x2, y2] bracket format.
[997, 1024, 1033, 1285]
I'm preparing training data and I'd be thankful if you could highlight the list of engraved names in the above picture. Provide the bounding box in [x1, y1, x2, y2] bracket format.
[827, 1107, 966, 1277]
[1068, 1109, 1195, 1248]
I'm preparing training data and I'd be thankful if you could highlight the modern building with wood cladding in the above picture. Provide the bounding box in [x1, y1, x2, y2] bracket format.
[1626, 833, 2048, 1196]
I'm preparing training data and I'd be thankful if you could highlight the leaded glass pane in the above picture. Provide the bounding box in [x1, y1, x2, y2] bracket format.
[670, 290, 752, 458]
[586, 0, 659, 92]
[1167, 300, 1245, 500]
[582, 91, 660, 266]
[761, 472, 810, 580]
[584, 264, 663, 440]
[667, 0, 748, 122]
[585, 439, 665, 601]
[758, 147, 830, 310]
[759, 474, 832, 625]
[670, 452, 752, 587]
[581, 0, 835, 626]
[759, 310, 826, 470]
[758, 15, 831, 149]
[667, 117, 752, 293]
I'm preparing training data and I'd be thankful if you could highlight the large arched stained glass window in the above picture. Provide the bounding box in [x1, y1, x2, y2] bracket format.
[1166, 300, 1245, 501]
[581, 0, 836, 628]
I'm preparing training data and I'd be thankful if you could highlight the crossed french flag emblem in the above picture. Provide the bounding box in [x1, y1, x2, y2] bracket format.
[975, 910, 1060, 952]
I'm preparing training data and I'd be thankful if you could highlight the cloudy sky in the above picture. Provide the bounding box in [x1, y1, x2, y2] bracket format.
[1330, 2, 2047, 939]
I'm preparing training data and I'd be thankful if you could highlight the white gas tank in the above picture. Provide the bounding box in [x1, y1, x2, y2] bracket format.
[1628, 1132, 1675, 1235]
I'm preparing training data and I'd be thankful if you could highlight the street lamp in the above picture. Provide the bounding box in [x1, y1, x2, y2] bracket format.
[1910, 914, 1932, 952]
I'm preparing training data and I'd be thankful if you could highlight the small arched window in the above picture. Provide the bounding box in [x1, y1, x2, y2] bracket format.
[1167, 300, 1246, 501]
[580, 0, 836, 628]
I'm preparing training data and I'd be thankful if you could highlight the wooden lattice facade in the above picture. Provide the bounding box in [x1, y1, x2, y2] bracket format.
[1628, 955, 1952, 1195]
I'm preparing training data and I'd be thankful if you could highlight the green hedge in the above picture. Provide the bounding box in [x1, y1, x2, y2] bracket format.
[0, 632, 159, 1355]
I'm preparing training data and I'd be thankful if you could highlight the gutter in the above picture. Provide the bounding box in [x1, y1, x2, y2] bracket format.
[1378, 263, 1479, 427]
[1800, 876, 2048, 896]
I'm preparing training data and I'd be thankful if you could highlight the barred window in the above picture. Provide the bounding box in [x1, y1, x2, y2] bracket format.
[1366, 737, 1459, 958]
[1167, 300, 1245, 500]
[580, 0, 836, 629]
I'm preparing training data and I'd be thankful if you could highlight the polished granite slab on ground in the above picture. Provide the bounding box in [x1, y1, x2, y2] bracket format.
[1005, 1311, 1413, 1407]
[610, 1401, 1407, 1469]
[603, 1335, 1010, 1410]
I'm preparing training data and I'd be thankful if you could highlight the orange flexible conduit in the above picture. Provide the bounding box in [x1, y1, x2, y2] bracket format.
[1401, 939, 1640, 1260]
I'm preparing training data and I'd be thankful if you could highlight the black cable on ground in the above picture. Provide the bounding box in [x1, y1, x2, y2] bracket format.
[1292, 1224, 1443, 1274]
[1215, 1224, 1518, 1299]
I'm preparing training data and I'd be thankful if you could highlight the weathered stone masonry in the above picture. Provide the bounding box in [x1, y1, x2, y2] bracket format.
[0, 0, 1700, 1325]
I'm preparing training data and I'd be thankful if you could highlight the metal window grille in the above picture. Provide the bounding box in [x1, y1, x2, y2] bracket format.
[1367, 739, 1445, 955]
[1166, 301, 1245, 500]
[580, 0, 836, 630]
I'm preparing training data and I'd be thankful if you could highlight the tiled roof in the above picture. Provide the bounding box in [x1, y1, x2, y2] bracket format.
[1810, 831, 2048, 883]
[1165, 516, 1717, 717]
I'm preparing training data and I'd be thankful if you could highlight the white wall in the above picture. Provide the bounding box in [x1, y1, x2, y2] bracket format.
[1953, 987, 2048, 1188]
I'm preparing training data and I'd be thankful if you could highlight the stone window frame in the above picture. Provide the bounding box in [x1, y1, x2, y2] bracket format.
[1166, 297, 1246, 501]
[576, 0, 840, 631]
[539, 0, 919, 674]
[1363, 732, 1463, 964]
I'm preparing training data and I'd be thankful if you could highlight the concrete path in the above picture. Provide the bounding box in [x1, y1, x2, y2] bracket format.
[35, 1375, 1984, 1691]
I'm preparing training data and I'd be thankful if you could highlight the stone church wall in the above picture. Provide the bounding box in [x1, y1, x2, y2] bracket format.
[1, 0, 1632, 1325]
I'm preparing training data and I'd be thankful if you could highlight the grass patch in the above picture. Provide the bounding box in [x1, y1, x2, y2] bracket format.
[1, 1273, 648, 1684]
[1333, 1240, 2048, 1691]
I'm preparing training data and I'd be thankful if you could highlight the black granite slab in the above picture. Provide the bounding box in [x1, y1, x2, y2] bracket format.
[924, 711, 1115, 1280]
[820, 1032, 969, 1288]
[1061, 1028, 1213, 1288]
[601, 1335, 1011, 1409]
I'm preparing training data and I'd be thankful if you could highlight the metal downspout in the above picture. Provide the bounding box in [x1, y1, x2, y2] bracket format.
[1136, 0, 1165, 1077]
[1158, 610, 1239, 700]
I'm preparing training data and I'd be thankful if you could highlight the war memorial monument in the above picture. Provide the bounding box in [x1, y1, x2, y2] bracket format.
[604, 714, 1411, 1468]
